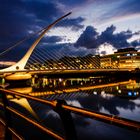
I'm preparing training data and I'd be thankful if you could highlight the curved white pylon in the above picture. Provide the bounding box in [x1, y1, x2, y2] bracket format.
[0, 12, 71, 72]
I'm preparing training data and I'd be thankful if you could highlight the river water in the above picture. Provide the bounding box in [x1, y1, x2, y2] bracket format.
[1, 75, 140, 140]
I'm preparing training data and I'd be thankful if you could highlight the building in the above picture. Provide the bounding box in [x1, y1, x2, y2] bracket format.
[100, 48, 140, 69]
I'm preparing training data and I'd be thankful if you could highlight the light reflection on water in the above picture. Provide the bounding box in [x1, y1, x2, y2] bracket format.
[8, 76, 140, 121]
[7, 76, 140, 140]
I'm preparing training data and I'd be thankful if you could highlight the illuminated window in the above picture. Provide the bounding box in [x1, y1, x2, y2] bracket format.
[126, 54, 130, 56]
[134, 92, 137, 96]
[128, 92, 132, 96]
[132, 54, 137, 56]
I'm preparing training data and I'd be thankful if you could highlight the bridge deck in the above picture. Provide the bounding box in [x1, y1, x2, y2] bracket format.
[0, 68, 135, 74]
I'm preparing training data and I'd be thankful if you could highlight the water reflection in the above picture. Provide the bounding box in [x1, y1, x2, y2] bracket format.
[8, 76, 140, 119]
[4, 76, 140, 139]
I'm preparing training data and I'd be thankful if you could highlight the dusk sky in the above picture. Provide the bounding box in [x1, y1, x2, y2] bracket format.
[0, 0, 140, 61]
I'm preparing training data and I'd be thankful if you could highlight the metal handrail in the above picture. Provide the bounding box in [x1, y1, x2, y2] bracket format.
[62, 104, 140, 131]
[0, 88, 56, 107]
[7, 106, 64, 140]
[0, 118, 23, 140]
[0, 102, 3, 107]
[0, 89, 64, 140]
[0, 88, 140, 140]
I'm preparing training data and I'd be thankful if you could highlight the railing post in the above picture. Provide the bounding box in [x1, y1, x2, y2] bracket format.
[1, 90, 12, 140]
[55, 100, 77, 140]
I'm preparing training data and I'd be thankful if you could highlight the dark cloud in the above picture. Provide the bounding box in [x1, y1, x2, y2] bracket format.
[131, 40, 140, 47]
[1, 0, 140, 62]
[57, 0, 89, 6]
[75, 26, 99, 48]
[42, 36, 63, 43]
[1, 23, 139, 62]
[75, 25, 134, 49]
[24, 1, 63, 22]
[0, 0, 33, 41]
[98, 25, 133, 48]
[57, 0, 119, 7]
[39, 43, 86, 57]
[0, 0, 63, 38]
[0, 0, 85, 60]
[56, 17, 85, 31]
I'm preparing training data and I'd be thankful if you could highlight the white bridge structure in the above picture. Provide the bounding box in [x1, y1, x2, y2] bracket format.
[0, 12, 72, 80]
[0, 12, 135, 81]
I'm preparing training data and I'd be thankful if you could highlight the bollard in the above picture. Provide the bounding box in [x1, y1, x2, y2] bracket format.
[1, 90, 12, 140]
[55, 100, 77, 140]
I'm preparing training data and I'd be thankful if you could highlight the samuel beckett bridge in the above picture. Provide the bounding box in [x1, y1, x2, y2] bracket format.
[0, 12, 135, 81]
[0, 12, 140, 140]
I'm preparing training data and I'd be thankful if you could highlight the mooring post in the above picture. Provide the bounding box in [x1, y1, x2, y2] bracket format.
[1, 90, 12, 140]
[55, 100, 77, 140]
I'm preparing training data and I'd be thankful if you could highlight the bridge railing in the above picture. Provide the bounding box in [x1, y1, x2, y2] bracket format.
[0, 88, 140, 140]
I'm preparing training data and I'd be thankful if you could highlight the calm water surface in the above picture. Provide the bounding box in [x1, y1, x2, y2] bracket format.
[3, 76, 140, 139]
